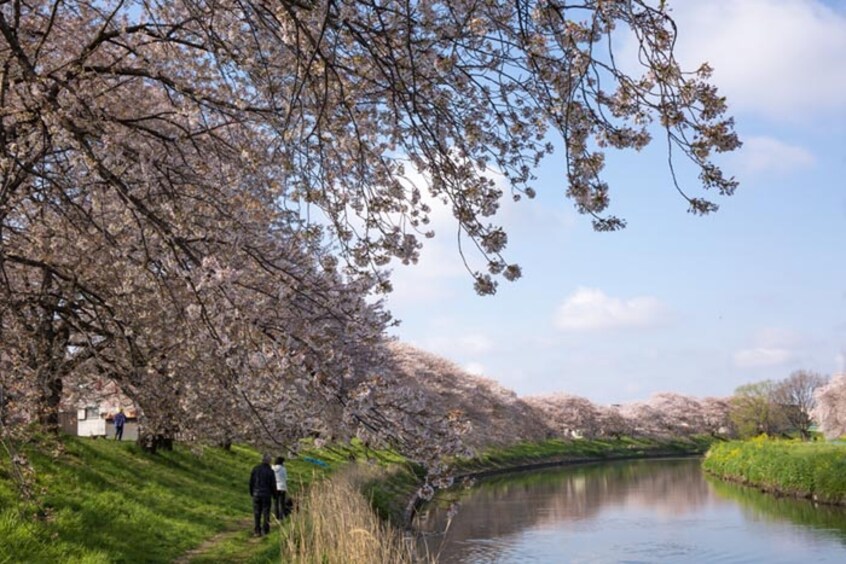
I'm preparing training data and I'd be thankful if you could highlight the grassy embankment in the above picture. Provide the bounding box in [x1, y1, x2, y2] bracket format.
[0, 434, 714, 563]
[1, 435, 266, 563]
[0, 434, 414, 563]
[451, 435, 715, 478]
[703, 437, 846, 504]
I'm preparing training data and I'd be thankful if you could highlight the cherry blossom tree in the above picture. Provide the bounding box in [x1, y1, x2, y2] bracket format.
[0, 131, 390, 446]
[525, 392, 729, 441]
[619, 401, 664, 437]
[699, 396, 734, 437]
[2, 0, 740, 291]
[526, 393, 600, 438]
[595, 404, 632, 439]
[645, 392, 706, 436]
[348, 342, 551, 462]
[811, 374, 846, 440]
[2, 0, 740, 458]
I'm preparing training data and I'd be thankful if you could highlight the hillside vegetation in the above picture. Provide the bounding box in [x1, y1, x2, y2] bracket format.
[704, 438, 846, 504]
[0, 436, 349, 563]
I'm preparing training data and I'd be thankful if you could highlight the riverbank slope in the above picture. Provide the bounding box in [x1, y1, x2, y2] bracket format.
[0, 435, 375, 562]
[703, 437, 846, 504]
[1, 434, 715, 562]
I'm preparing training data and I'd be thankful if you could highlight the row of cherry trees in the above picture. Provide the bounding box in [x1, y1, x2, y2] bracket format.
[2, 0, 739, 459]
[526, 392, 733, 440]
[524, 368, 844, 443]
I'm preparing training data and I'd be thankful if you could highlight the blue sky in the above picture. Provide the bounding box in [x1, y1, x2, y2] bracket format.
[384, 0, 846, 404]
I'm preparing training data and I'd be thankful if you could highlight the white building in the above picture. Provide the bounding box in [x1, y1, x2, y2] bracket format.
[59, 379, 139, 440]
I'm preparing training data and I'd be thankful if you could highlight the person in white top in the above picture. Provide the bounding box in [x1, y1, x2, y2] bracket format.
[271, 456, 288, 519]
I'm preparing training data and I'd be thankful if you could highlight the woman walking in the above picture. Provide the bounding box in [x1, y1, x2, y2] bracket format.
[271, 456, 288, 519]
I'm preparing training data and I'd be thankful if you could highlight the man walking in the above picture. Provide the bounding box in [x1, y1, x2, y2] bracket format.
[113, 408, 126, 441]
[249, 454, 277, 536]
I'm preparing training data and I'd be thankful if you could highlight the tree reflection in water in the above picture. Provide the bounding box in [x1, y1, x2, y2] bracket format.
[707, 477, 846, 545]
[416, 458, 846, 563]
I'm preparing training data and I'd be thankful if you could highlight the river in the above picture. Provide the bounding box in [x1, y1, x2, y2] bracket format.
[415, 458, 846, 563]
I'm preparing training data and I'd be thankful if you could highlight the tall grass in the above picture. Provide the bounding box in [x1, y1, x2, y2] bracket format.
[704, 437, 846, 504]
[280, 466, 423, 564]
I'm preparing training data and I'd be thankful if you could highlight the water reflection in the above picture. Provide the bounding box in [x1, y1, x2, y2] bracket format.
[708, 477, 846, 546]
[416, 458, 846, 563]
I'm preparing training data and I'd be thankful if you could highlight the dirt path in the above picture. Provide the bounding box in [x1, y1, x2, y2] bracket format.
[174, 517, 272, 564]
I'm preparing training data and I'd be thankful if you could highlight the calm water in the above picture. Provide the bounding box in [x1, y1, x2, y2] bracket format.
[415, 458, 846, 563]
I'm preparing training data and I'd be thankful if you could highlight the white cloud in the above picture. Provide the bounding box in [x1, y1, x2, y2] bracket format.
[735, 136, 816, 175]
[733, 347, 794, 368]
[732, 327, 802, 368]
[554, 287, 669, 331]
[667, 0, 846, 121]
[464, 362, 486, 376]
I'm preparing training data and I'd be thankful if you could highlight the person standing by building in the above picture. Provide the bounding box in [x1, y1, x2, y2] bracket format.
[249, 454, 277, 536]
[113, 408, 126, 441]
[271, 456, 288, 519]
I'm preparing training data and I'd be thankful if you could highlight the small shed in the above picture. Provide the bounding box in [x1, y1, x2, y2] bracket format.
[59, 378, 140, 440]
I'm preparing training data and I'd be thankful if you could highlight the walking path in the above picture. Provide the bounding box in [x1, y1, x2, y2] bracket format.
[174, 516, 275, 563]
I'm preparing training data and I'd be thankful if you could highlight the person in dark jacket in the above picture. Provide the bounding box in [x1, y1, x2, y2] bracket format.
[249, 454, 278, 535]
[113, 408, 126, 441]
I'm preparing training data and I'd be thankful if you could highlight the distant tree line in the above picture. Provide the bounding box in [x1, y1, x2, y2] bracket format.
[728, 370, 830, 440]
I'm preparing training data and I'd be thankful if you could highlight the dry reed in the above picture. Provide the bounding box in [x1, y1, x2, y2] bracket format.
[279, 465, 426, 563]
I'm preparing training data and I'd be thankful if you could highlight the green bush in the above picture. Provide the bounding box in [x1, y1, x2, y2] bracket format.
[703, 437, 846, 504]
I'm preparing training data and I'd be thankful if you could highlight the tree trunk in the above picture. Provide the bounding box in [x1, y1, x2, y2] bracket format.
[34, 270, 68, 434]
[138, 427, 177, 453]
[138, 433, 173, 454]
[38, 373, 63, 432]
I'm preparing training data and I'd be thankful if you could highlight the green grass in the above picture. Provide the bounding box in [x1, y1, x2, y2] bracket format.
[0, 434, 420, 563]
[703, 436, 846, 504]
[196, 439, 418, 563]
[0, 433, 719, 562]
[1, 436, 265, 563]
[0, 435, 349, 563]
